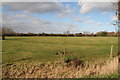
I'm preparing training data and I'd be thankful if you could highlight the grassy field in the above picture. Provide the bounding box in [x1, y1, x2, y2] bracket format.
[2, 37, 118, 65]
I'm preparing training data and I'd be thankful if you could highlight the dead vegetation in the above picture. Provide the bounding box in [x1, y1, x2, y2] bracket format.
[2, 56, 118, 78]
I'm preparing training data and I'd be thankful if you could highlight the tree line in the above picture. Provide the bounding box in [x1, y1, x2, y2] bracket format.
[11, 32, 118, 37]
[1, 27, 118, 39]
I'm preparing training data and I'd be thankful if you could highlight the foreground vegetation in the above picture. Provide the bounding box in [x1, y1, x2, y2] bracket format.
[2, 56, 118, 78]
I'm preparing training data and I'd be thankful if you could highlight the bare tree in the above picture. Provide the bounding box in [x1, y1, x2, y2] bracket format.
[118, 1, 120, 20]
[117, 1, 120, 73]
[1, 27, 15, 40]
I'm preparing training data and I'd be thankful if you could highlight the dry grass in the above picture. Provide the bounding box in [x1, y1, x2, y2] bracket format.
[2, 56, 118, 78]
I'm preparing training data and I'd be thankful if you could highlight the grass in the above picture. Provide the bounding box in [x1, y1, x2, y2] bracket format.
[84, 73, 119, 78]
[2, 36, 119, 78]
[2, 36, 118, 65]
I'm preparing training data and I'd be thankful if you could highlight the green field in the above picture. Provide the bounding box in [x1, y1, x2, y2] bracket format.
[2, 37, 118, 65]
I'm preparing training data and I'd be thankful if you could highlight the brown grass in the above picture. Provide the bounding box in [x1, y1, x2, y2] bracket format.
[2, 56, 118, 78]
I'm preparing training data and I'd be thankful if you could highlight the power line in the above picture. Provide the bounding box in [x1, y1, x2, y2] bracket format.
[61, 2, 80, 53]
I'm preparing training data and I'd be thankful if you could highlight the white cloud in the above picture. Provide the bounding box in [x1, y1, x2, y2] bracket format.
[112, 16, 118, 20]
[57, 9, 73, 17]
[83, 20, 110, 26]
[84, 20, 95, 24]
[71, 15, 83, 22]
[101, 11, 108, 14]
[3, 2, 73, 17]
[71, 15, 110, 26]
[2, 2, 80, 33]
[3, 2, 63, 14]
[78, 1, 116, 14]
[57, 4, 73, 17]
[2, 14, 79, 33]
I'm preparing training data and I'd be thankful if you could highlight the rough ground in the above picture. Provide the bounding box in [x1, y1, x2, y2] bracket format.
[2, 56, 118, 78]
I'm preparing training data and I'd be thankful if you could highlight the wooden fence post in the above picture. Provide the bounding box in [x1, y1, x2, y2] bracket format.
[110, 45, 113, 58]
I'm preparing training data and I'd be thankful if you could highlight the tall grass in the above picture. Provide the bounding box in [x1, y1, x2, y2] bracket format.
[2, 56, 118, 78]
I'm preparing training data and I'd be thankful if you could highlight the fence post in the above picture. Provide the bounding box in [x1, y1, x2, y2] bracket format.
[110, 45, 113, 58]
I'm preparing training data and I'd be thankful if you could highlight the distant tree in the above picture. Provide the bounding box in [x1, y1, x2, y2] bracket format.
[97, 31, 108, 36]
[83, 31, 91, 36]
[107, 32, 117, 37]
[1, 27, 15, 40]
[42, 32, 46, 36]
[74, 33, 82, 37]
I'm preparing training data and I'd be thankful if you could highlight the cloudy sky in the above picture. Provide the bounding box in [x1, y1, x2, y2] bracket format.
[2, 2, 117, 33]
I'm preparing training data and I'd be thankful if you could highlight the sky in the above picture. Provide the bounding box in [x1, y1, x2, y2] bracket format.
[2, 2, 118, 33]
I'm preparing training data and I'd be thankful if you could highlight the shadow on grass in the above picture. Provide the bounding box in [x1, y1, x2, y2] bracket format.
[4, 57, 32, 66]
[2, 37, 27, 41]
